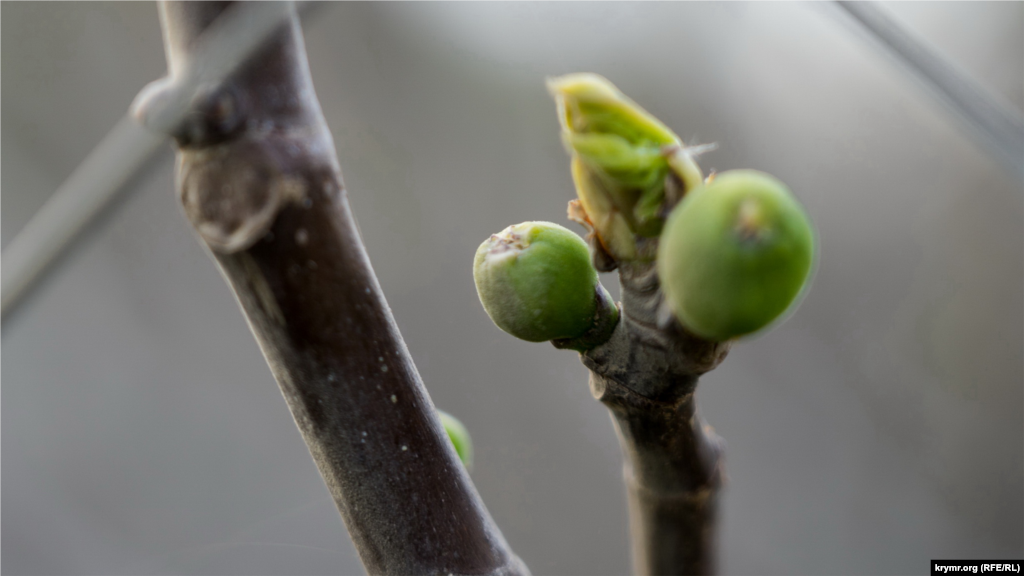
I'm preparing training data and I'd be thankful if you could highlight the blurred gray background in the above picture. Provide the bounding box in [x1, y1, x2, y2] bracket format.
[3, 2, 1022, 575]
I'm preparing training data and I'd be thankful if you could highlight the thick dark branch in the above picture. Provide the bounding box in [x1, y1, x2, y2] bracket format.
[142, 3, 527, 574]
[583, 259, 729, 575]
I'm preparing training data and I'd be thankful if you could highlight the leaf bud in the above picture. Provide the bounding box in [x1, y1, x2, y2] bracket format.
[548, 73, 706, 262]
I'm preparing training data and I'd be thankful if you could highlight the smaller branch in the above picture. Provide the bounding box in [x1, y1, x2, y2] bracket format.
[582, 252, 729, 576]
[590, 369, 723, 576]
[554, 71, 814, 576]
[548, 71, 732, 573]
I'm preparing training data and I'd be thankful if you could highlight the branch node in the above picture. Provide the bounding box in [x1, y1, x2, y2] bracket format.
[179, 134, 323, 253]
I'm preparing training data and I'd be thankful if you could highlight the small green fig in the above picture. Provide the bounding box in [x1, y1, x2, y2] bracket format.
[438, 410, 473, 470]
[658, 170, 815, 341]
[474, 221, 608, 343]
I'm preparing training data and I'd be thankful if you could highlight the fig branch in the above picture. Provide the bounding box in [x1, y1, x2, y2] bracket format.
[136, 2, 527, 574]
[474, 74, 815, 575]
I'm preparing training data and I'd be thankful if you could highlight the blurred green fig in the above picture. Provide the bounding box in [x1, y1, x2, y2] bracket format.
[438, 410, 473, 470]
[474, 221, 611, 343]
[658, 170, 815, 341]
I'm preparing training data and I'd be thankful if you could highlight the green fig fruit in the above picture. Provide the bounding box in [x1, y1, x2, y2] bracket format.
[438, 410, 473, 470]
[474, 221, 609, 343]
[658, 170, 815, 341]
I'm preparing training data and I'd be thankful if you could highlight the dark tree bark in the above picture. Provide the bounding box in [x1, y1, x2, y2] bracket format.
[577, 202, 731, 576]
[137, 3, 528, 574]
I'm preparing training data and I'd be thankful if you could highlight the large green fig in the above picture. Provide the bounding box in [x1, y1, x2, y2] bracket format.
[658, 170, 815, 341]
[474, 221, 608, 343]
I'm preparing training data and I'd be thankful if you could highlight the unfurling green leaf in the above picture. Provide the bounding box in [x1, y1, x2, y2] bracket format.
[549, 73, 705, 262]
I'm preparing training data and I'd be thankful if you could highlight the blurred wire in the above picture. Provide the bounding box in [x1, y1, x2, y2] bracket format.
[837, 1, 1024, 186]
[0, 119, 167, 318]
[1, 1, 316, 320]
[139, 1, 311, 134]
